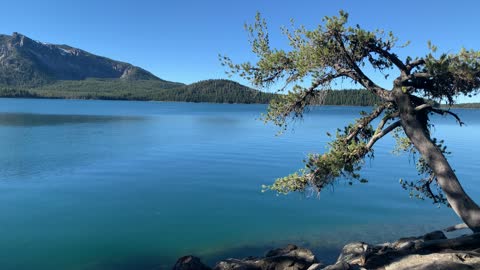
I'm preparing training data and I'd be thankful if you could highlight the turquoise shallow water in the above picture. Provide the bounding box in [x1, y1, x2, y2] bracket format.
[0, 98, 479, 270]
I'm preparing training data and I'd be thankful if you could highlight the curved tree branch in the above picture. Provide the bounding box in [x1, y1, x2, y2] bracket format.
[431, 108, 465, 126]
[414, 103, 464, 126]
[368, 43, 407, 74]
[406, 59, 426, 73]
[284, 71, 364, 116]
[375, 111, 400, 133]
[345, 103, 389, 141]
[424, 173, 437, 204]
[366, 120, 401, 149]
[333, 33, 394, 101]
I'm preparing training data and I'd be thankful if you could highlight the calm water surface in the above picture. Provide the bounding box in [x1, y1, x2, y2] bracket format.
[0, 98, 479, 270]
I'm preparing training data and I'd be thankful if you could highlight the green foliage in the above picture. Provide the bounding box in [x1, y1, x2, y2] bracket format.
[263, 110, 376, 195]
[222, 10, 400, 91]
[421, 47, 480, 104]
[261, 88, 380, 131]
[0, 87, 39, 98]
[0, 79, 275, 104]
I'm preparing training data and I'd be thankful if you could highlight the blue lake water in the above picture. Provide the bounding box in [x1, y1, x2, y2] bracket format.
[0, 98, 479, 270]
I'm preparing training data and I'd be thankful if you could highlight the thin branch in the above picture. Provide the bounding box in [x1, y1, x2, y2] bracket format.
[400, 73, 434, 90]
[345, 104, 389, 142]
[375, 111, 400, 133]
[369, 44, 407, 73]
[414, 104, 432, 111]
[414, 103, 464, 126]
[424, 174, 437, 203]
[260, 69, 285, 84]
[431, 108, 465, 126]
[290, 72, 353, 109]
[333, 33, 394, 101]
[406, 59, 426, 73]
[411, 72, 432, 79]
[366, 120, 401, 149]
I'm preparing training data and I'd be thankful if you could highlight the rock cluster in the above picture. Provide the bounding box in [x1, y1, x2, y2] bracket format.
[173, 231, 480, 270]
[173, 244, 320, 270]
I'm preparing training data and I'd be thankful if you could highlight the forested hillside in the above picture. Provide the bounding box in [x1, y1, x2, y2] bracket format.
[0, 79, 275, 103]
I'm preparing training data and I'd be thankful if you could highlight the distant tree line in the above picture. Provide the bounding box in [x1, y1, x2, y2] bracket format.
[322, 89, 381, 106]
[0, 78, 477, 107]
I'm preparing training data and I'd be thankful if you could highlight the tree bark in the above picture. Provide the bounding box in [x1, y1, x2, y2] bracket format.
[394, 90, 480, 232]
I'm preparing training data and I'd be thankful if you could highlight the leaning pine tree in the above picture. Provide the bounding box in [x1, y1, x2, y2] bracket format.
[222, 11, 480, 231]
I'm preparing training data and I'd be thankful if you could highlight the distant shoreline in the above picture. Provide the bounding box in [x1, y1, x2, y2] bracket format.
[1, 95, 480, 109]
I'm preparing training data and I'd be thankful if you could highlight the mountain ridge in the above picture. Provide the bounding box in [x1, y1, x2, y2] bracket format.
[0, 32, 161, 86]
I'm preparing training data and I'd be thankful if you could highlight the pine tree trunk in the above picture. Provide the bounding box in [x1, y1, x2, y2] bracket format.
[395, 91, 480, 232]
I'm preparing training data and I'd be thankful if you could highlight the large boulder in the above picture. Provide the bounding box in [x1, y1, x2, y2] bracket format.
[336, 242, 370, 266]
[384, 252, 480, 270]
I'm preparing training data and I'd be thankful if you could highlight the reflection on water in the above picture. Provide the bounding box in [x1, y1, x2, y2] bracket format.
[0, 113, 144, 126]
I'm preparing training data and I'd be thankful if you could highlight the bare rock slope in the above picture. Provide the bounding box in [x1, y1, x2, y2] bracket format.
[0, 32, 159, 86]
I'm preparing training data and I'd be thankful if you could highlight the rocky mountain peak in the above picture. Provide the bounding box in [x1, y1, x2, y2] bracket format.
[0, 32, 160, 86]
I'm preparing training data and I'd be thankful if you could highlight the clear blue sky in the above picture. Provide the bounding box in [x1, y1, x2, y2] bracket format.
[2, 0, 480, 101]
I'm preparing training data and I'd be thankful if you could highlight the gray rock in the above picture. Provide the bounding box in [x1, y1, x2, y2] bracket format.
[175, 231, 480, 270]
[337, 242, 369, 265]
[173, 255, 211, 270]
[392, 237, 419, 248]
[384, 252, 480, 270]
[213, 259, 260, 270]
[265, 244, 299, 257]
[422, 230, 447, 241]
[306, 263, 325, 270]
[394, 240, 414, 251]
[321, 262, 351, 270]
[214, 245, 317, 270]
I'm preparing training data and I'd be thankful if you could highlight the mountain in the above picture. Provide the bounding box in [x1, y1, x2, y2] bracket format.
[0, 32, 161, 86]
[0, 32, 274, 104]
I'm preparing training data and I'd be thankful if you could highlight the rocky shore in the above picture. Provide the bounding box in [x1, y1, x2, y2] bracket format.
[173, 229, 480, 270]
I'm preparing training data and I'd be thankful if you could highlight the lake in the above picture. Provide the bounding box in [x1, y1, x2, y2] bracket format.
[0, 98, 479, 270]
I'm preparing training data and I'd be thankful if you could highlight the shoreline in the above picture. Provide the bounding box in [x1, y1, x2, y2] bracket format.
[173, 228, 480, 270]
[1, 96, 480, 109]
